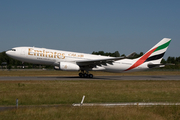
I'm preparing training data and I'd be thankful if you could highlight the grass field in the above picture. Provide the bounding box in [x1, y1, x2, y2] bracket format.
[1, 106, 180, 120]
[0, 70, 180, 119]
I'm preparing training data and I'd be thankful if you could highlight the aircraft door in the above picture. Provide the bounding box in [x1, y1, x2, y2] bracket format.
[20, 48, 25, 55]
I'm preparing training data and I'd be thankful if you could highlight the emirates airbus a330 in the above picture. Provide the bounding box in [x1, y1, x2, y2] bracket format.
[6, 38, 171, 78]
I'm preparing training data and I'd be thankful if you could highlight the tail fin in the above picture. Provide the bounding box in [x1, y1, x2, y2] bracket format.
[125, 38, 171, 71]
[143, 38, 171, 64]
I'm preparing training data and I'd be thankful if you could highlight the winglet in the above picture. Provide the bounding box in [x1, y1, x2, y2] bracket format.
[126, 52, 137, 58]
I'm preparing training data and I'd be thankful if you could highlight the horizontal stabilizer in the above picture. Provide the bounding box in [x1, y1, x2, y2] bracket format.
[148, 63, 175, 68]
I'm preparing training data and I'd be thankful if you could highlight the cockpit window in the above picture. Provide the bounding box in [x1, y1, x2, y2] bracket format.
[9, 49, 16, 51]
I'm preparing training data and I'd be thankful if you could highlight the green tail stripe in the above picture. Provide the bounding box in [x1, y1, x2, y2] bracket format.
[154, 40, 171, 52]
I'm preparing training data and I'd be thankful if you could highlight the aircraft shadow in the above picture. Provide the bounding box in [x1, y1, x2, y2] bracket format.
[37, 76, 112, 80]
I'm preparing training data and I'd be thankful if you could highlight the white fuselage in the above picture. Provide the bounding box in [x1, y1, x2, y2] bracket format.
[6, 47, 149, 72]
[5, 38, 172, 78]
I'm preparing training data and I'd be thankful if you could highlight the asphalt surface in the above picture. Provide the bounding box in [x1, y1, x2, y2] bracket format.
[0, 75, 180, 80]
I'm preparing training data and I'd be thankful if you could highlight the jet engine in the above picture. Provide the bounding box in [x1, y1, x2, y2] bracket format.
[54, 62, 80, 71]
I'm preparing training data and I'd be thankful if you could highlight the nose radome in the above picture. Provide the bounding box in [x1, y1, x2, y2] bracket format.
[6, 50, 14, 56]
[6, 51, 10, 55]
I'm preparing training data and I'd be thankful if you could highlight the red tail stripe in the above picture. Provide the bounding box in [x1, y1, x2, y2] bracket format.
[125, 47, 157, 71]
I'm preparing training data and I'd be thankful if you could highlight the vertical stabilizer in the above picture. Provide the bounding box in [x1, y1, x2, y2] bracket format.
[144, 38, 171, 64]
[125, 38, 171, 71]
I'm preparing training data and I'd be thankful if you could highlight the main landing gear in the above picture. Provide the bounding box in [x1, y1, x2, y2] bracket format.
[79, 70, 93, 78]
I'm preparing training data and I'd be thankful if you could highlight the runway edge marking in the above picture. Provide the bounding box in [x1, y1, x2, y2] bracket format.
[72, 102, 180, 107]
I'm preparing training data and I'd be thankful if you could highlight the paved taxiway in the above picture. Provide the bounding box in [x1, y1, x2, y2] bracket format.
[0, 75, 180, 80]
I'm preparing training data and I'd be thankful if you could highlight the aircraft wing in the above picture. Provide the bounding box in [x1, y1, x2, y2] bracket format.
[76, 57, 124, 67]
[76, 52, 136, 67]
[126, 52, 136, 58]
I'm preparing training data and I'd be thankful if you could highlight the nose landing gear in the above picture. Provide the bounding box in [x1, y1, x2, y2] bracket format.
[79, 70, 93, 78]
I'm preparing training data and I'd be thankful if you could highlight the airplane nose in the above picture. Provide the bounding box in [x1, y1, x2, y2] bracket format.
[6, 51, 10, 55]
[6, 50, 14, 56]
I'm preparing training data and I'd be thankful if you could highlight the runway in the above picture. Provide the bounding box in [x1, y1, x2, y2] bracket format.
[0, 75, 180, 80]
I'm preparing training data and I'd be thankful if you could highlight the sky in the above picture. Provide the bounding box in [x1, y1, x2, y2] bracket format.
[0, 0, 180, 59]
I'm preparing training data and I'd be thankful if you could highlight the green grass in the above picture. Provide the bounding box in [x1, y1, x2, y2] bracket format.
[1, 80, 180, 105]
[1, 70, 180, 120]
[0, 106, 180, 120]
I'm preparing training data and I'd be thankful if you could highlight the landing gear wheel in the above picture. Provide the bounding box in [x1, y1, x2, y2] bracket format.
[89, 74, 93, 78]
[79, 73, 83, 78]
[83, 73, 88, 78]
[78, 71, 93, 78]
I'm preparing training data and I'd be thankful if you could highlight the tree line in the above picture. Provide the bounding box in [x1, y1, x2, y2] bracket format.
[0, 51, 180, 69]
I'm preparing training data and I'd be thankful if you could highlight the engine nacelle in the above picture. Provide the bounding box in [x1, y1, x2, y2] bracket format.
[54, 62, 80, 71]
